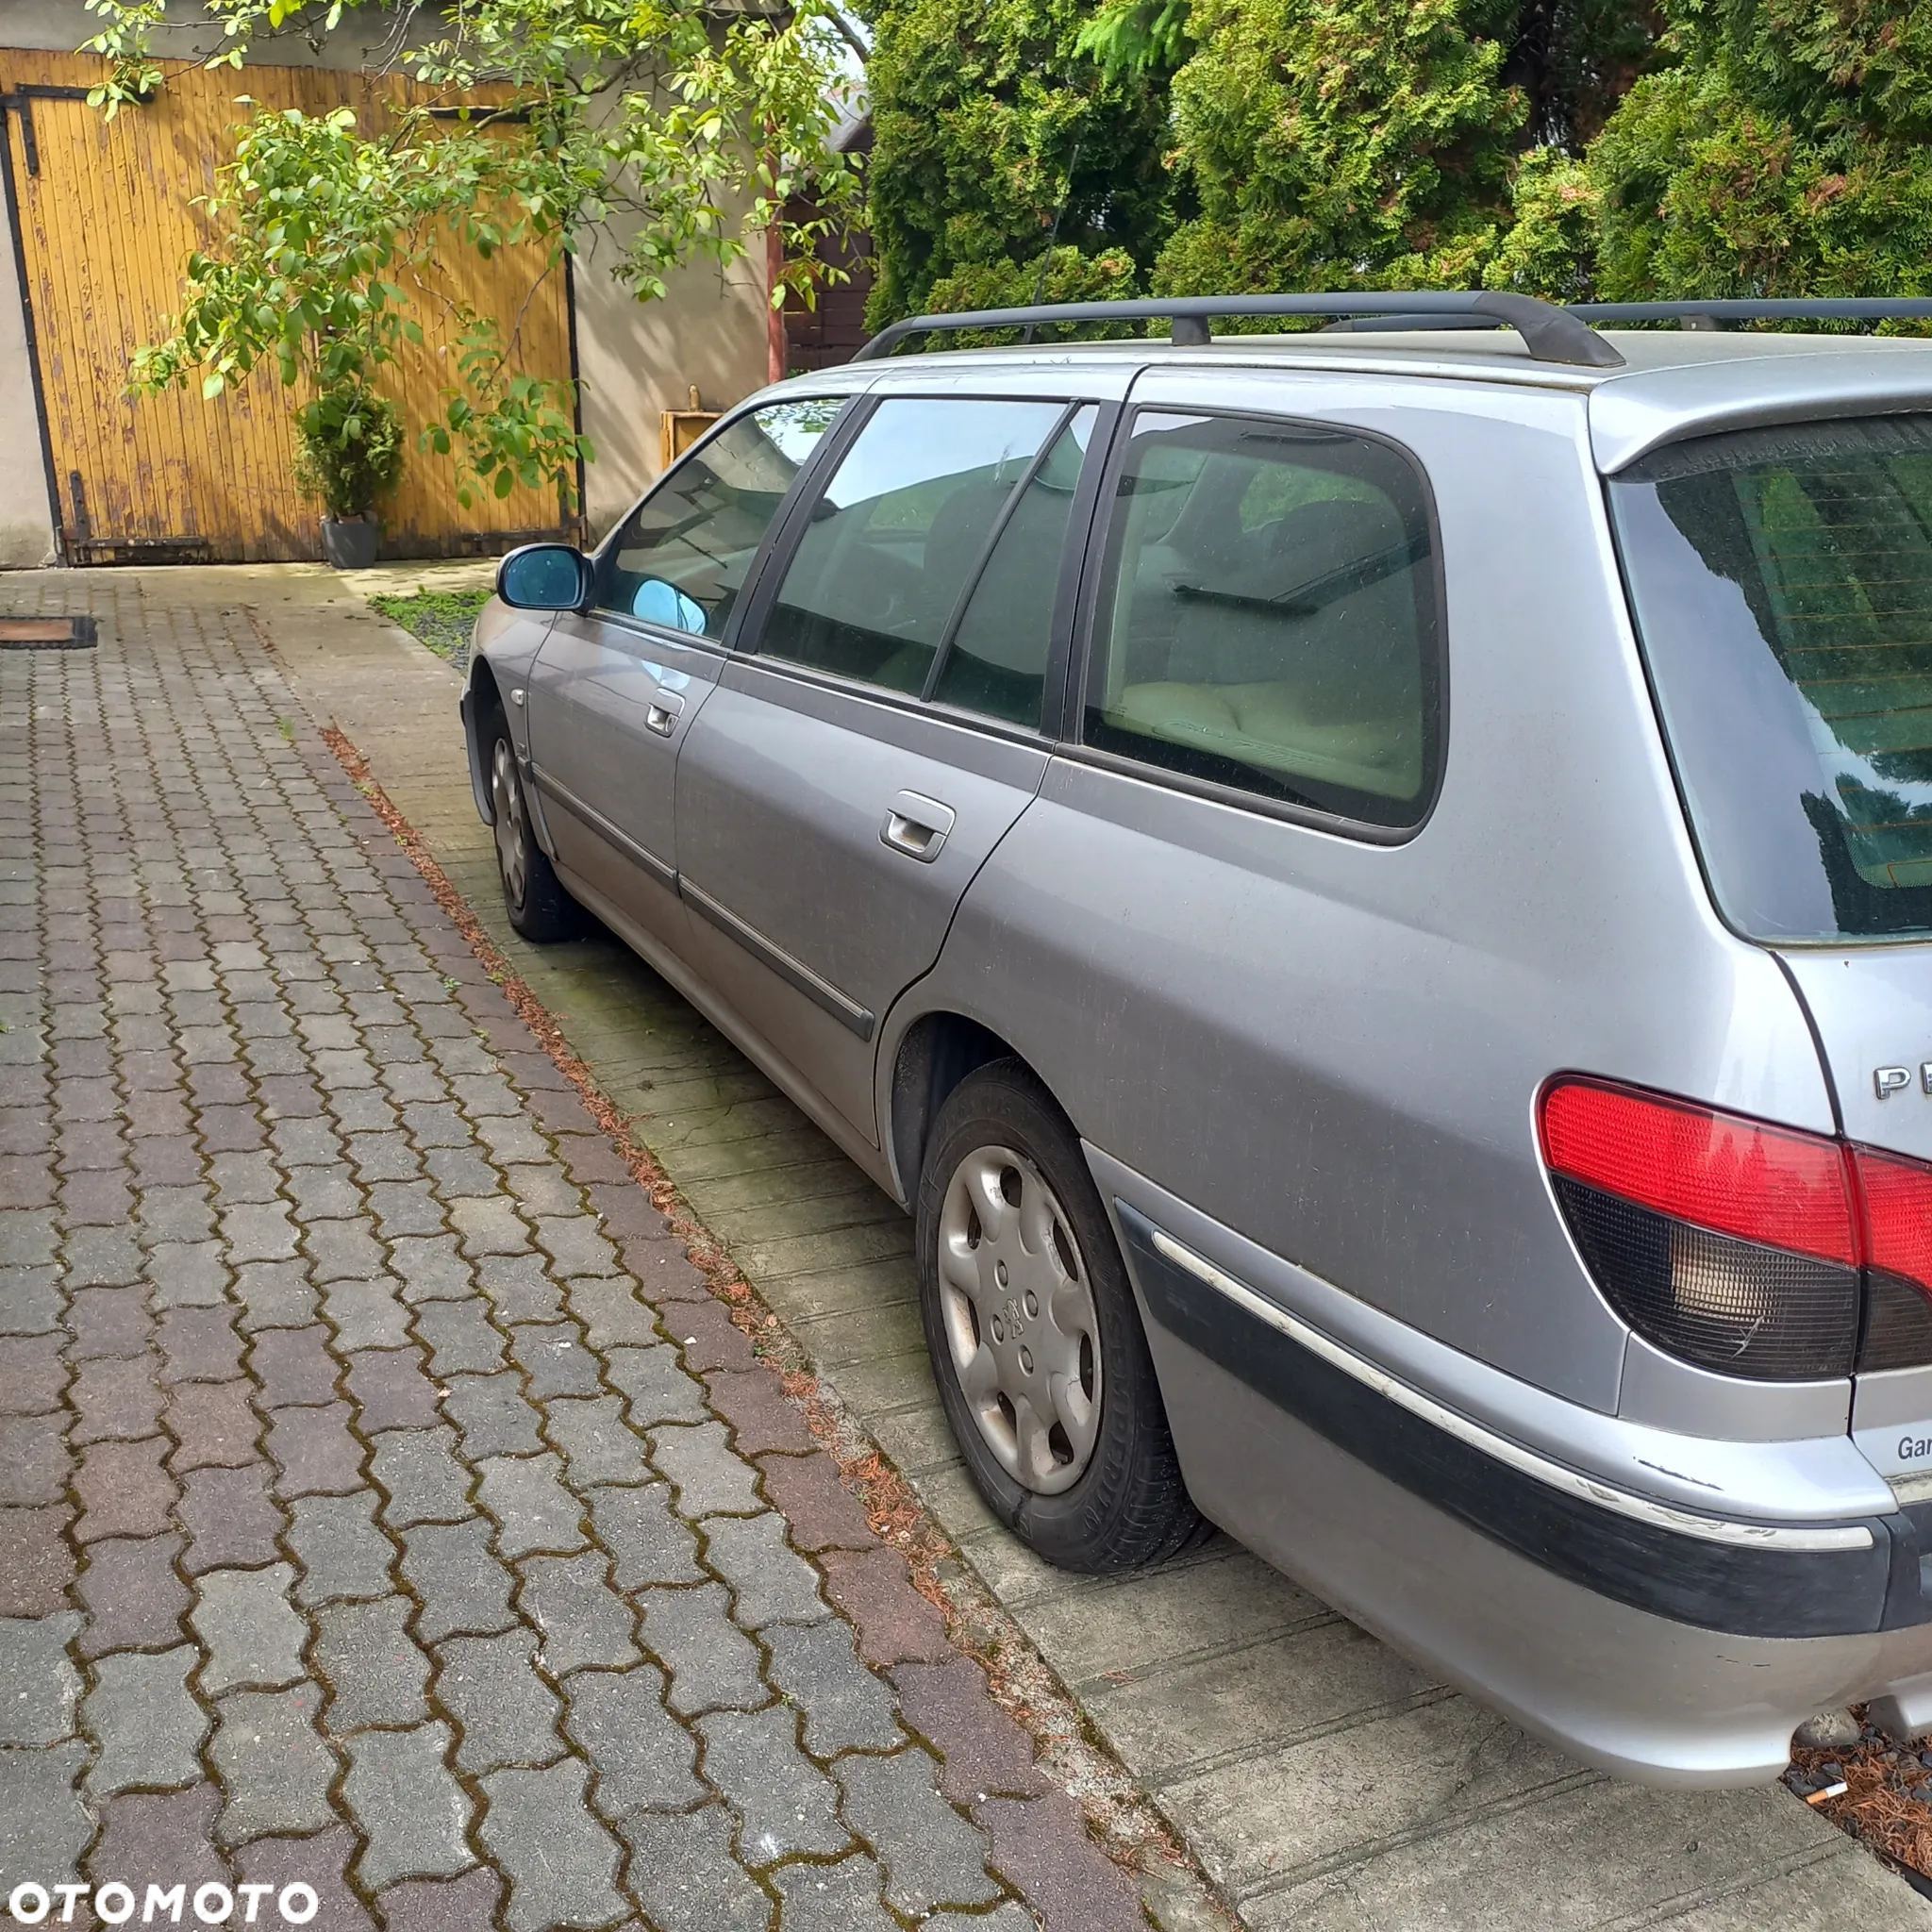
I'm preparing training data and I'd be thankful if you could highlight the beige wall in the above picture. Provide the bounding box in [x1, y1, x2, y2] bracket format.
[0, 211, 55, 568]
[572, 224, 773, 541]
[0, 1, 774, 559]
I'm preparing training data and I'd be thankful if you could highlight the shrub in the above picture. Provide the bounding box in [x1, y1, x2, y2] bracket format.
[292, 385, 406, 523]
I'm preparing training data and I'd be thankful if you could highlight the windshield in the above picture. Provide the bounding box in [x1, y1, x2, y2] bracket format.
[1609, 413, 1932, 941]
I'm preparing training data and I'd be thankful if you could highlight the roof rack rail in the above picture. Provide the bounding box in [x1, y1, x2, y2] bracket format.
[854, 291, 1626, 369]
[1569, 299, 1932, 329]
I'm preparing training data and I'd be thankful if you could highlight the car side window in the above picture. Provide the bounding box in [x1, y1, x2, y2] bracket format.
[930, 406, 1098, 726]
[758, 398, 1068, 701]
[594, 399, 843, 638]
[1084, 410, 1441, 828]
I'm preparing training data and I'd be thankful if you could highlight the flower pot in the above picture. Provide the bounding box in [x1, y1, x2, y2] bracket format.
[320, 517, 380, 570]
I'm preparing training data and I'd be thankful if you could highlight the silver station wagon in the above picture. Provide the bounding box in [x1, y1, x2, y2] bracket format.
[460, 291, 1932, 1787]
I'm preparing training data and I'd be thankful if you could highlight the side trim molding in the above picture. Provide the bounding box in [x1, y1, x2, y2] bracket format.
[529, 765, 676, 890]
[679, 878, 875, 1041]
[1116, 1202, 1908, 1638]
[1147, 1222, 1867, 1554]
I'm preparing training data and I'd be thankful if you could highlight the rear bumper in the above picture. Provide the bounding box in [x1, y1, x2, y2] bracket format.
[1110, 1197, 1932, 1784]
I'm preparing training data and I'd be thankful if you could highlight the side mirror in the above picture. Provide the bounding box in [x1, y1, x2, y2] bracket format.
[497, 543, 591, 611]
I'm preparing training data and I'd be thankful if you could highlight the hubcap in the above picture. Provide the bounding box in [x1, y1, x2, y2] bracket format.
[490, 737, 529, 910]
[937, 1145, 1102, 1494]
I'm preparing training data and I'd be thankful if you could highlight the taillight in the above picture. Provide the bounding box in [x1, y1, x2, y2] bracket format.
[1539, 1076, 1932, 1380]
[1852, 1148, 1932, 1372]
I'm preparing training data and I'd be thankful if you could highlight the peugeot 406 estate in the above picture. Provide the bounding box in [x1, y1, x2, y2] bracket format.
[459, 291, 1932, 1786]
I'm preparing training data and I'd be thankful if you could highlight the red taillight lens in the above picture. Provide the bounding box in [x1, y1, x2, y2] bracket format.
[1854, 1146, 1932, 1299]
[1539, 1078, 1857, 1267]
[1534, 1077, 1932, 1379]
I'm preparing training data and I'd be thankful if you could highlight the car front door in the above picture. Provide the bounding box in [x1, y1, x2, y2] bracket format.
[673, 387, 1119, 1144]
[525, 397, 847, 947]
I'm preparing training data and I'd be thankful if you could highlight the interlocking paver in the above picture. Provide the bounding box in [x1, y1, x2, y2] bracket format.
[76, 1534, 192, 1655]
[602, 1343, 707, 1425]
[266, 1398, 365, 1494]
[208, 1684, 338, 1843]
[345, 1346, 440, 1430]
[702, 1512, 827, 1628]
[0, 1409, 71, 1504]
[291, 1492, 395, 1604]
[251, 1324, 340, 1407]
[0, 1505, 74, 1616]
[836, 1749, 1002, 1914]
[0, 1611, 83, 1743]
[321, 1276, 415, 1350]
[637, 1584, 766, 1715]
[436, 1628, 563, 1774]
[75, 1436, 177, 1543]
[414, 1297, 507, 1374]
[373, 1426, 474, 1526]
[560, 1663, 701, 1817]
[442, 1374, 544, 1458]
[564, 1280, 661, 1350]
[164, 1377, 261, 1469]
[377, 1868, 503, 1932]
[764, 1619, 904, 1757]
[191, 1564, 308, 1692]
[617, 1807, 771, 1932]
[768, 1858, 897, 1932]
[650, 1421, 762, 1517]
[7, 605, 1113, 1932]
[698, 1705, 849, 1859]
[314, 1597, 430, 1731]
[476, 1452, 585, 1556]
[343, 1724, 474, 1889]
[400, 1519, 518, 1641]
[477, 1758, 625, 1932]
[0, 1740, 92, 1879]
[0, 1331, 68, 1409]
[544, 1394, 652, 1487]
[508, 1321, 601, 1399]
[518, 1553, 639, 1675]
[177, 1462, 285, 1572]
[235, 1826, 380, 1932]
[586, 1482, 702, 1589]
[86, 1784, 228, 1898]
[891, 1657, 1046, 1803]
[84, 1645, 209, 1795]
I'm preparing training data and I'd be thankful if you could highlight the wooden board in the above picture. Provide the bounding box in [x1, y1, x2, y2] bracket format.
[0, 50, 577, 563]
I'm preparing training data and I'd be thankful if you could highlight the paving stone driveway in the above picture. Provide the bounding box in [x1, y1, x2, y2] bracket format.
[0, 607, 1141, 1929]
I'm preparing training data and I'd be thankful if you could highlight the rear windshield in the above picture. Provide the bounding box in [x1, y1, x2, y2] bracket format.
[1609, 414, 1932, 941]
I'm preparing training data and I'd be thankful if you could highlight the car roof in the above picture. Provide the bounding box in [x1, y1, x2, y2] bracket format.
[771, 327, 1932, 475]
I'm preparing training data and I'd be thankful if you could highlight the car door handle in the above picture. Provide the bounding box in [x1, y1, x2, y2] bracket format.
[880, 791, 956, 862]
[644, 691, 685, 737]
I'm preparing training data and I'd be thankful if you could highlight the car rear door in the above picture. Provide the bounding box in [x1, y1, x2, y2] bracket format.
[525, 398, 847, 948]
[672, 380, 1124, 1145]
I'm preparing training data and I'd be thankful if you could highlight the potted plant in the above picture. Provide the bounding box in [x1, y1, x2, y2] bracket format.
[295, 381, 405, 569]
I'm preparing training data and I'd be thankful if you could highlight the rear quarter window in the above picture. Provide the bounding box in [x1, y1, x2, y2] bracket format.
[1081, 409, 1443, 831]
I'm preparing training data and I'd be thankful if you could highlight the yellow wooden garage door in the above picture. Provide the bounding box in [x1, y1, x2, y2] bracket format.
[0, 51, 577, 563]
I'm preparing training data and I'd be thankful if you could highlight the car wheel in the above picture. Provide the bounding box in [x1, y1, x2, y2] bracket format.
[916, 1058, 1206, 1573]
[487, 713, 581, 942]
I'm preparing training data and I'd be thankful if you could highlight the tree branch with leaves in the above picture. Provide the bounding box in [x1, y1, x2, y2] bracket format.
[91, 0, 863, 517]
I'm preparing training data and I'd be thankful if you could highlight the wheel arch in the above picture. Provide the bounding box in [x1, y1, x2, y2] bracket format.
[887, 1008, 1041, 1206]
[463, 657, 506, 825]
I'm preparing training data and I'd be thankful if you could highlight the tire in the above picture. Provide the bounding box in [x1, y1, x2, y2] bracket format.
[916, 1058, 1206, 1572]
[485, 710, 581, 943]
